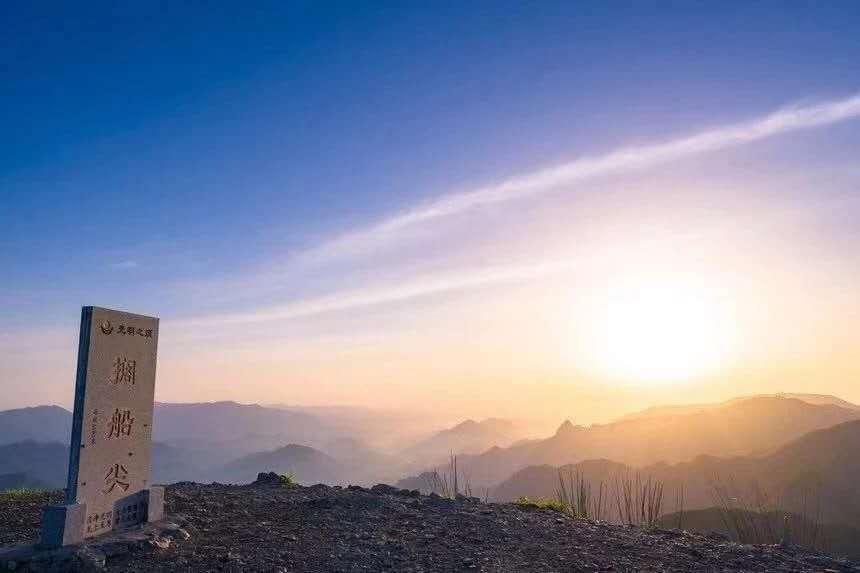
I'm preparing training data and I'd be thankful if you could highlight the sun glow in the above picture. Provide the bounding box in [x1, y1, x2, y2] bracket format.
[582, 273, 739, 385]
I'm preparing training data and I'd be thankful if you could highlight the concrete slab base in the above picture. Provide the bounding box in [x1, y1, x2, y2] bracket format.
[1, 515, 186, 572]
[145, 486, 165, 523]
[38, 486, 166, 550]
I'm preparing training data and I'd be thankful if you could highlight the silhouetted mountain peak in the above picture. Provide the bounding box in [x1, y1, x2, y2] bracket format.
[555, 419, 576, 437]
[219, 442, 341, 484]
[403, 417, 523, 461]
[451, 419, 479, 430]
[270, 443, 332, 460]
[0, 405, 72, 446]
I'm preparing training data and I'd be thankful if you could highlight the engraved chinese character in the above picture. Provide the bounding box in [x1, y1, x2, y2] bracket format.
[118, 324, 126, 334]
[103, 463, 130, 494]
[136, 328, 144, 336]
[106, 408, 134, 438]
[145, 329, 153, 338]
[110, 356, 136, 385]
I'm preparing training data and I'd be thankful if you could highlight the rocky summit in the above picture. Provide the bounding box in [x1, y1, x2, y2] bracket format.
[2, 473, 858, 572]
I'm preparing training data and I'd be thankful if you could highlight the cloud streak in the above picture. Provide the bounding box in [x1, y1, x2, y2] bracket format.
[302, 92, 860, 263]
[176, 92, 860, 329]
[110, 260, 139, 270]
[171, 259, 575, 328]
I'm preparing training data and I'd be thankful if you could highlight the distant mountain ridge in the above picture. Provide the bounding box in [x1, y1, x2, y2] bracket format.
[0, 405, 71, 445]
[3, 393, 858, 495]
[403, 418, 523, 464]
[401, 395, 860, 490]
[0, 441, 68, 488]
[154, 401, 328, 449]
[0, 401, 416, 487]
[492, 419, 860, 530]
[774, 393, 860, 411]
[219, 444, 342, 485]
[617, 393, 860, 422]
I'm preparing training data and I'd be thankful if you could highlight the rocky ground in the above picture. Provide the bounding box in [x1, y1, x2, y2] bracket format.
[2, 473, 859, 572]
[0, 489, 63, 546]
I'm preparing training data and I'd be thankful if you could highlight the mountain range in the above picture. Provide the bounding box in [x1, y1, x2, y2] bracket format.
[0, 401, 525, 488]
[492, 417, 860, 517]
[0, 405, 72, 446]
[401, 395, 860, 491]
[4, 391, 860, 541]
[487, 418, 860, 558]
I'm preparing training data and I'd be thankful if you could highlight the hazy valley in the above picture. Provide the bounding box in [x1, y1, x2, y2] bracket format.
[4, 393, 860, 560]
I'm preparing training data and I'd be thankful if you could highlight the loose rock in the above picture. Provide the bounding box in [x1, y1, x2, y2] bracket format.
[1, 481, 857, 572]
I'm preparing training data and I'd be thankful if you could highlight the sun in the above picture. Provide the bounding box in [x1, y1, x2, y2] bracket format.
[582, 273, 738, 385]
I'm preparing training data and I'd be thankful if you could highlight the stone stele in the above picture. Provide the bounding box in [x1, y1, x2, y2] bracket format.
[41, 306, 163, 547]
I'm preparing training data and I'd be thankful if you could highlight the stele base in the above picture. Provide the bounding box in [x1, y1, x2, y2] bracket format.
[39, 486, 164, 548]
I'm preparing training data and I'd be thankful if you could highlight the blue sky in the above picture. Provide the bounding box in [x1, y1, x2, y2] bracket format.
[2, 2, 860, 418]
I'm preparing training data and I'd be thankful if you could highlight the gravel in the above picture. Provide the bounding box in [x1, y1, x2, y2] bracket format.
[2, 474, 858, 572]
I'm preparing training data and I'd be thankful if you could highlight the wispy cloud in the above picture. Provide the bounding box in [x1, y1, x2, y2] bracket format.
[175, 92, 860, 329]
[301, 93, 860, 263]
[171, 259, 574, 328]
[110, 260, 139, 270]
